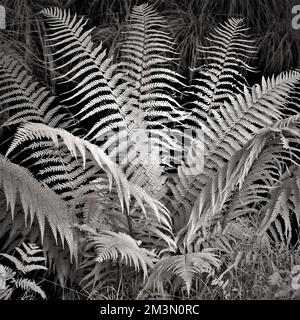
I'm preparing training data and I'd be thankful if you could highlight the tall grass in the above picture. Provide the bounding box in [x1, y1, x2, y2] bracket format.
[156, 0, 299, 79]
[1, 0, 299, 79]
[0, 0, 64, 87]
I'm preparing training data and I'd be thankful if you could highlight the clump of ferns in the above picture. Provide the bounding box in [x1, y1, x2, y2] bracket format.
[189, 128, 300, 234]
[168, 14, 300, 259]
[0, 243, 47, 300]
[73, 193, 177, 297]
[2, 2, 300, 300]
[76, 219, 221, 299]
[74, 224, 155, 297]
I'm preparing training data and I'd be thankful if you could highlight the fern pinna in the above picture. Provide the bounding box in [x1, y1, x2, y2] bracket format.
[0, 2, 300, 299]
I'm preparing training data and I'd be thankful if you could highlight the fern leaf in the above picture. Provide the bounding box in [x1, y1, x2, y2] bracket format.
[143, 249, 221, 295]
[186, 118, 300, 246]
[14, 278, 46, 299]
[8, 122, 171, 223]
[0, 52, 73, 129]
[41, 7, 128, 141]
[91, 231, 157, 281]
[175, 70, 300, 218]
[0, 155, 75, 257]
[258, 166, 300, 241]
[119, 4, 183, 118]
[185, 18, 256, 128]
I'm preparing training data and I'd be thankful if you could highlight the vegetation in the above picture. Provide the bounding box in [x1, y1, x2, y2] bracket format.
[0, 2, 300, 300]
[1, 0, 299, 78]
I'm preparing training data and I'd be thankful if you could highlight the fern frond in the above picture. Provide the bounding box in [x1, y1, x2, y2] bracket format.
[131, 215, 176, 252]
[41, 7, 128, 141]
[0, 243, 47, 300]
[186, 118, 300, 246]
[0, 253, 47, 274]
[8, 122, 171, 223]
[186, 18, 256, 123]
[114, 4, 187, 201]
[0, 52, 90, 200]
[258, 166, 300, 242]
[0, 155, 75, 256]
[175, 70, 300, 218]
[91, 231, 157, 281]
[7, 122, 125, 191]
[119, 3, 184, 121]
[16, 243, 46, 263]
[143, 249, 221, 295]
[14, 278, 46, 299]
[0, 52, 73, 129]
[20, 140, 99, 200]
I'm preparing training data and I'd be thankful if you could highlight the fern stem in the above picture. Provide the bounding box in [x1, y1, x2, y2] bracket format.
[124, 201, 134, 239]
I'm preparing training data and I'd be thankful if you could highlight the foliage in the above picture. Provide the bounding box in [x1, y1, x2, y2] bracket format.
[0, 243, 47, 300]
[0, 2, 300, 300]
[1, 0, 298, 79]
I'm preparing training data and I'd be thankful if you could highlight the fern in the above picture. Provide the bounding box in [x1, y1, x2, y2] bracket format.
[258, 166, 300, 243]
[173, 69, 300, 219]
[7, 122, 129, 192]
[0, 155, 76, 256]
[1, 2, 300, 300]
[40, 5, 184, 204]
[91, 231, 156, 280]
[186, 116, 300, 249]
[78, 228, 158, 292]
[0, 243, 47, 300]
[119, 3, 184, 126]
[141, 249, 221, 296]
[0, 52, 73, 129]
[7, 122, 171, 224]
[41, 7, 128, 142]
[170, 17, 300, 222]
[116, 3, 186, 200]
[186, 18, 256, 124]
[0, 50, 94, 201]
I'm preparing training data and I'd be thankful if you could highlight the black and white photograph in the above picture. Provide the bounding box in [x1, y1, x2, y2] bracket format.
[0, 0, 300, 313]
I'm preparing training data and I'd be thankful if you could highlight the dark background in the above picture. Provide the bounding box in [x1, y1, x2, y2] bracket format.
[1, 0, 300, 81]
